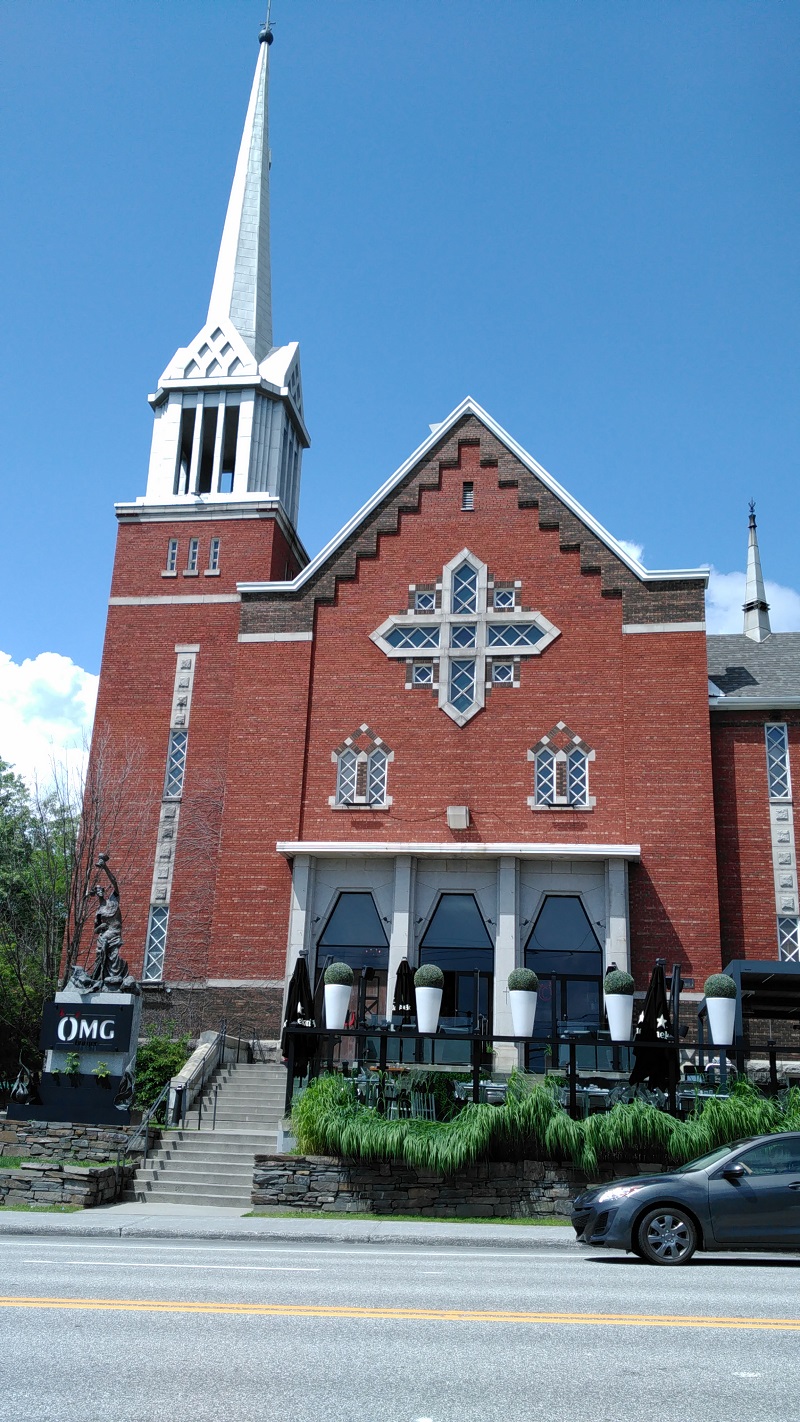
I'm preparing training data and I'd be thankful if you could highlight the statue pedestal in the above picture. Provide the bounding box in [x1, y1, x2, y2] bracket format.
[8, 988, 142, 1126]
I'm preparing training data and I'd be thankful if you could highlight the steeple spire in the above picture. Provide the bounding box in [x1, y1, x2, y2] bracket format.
[743, 501, 771, 642]
[207, 27, 273, 361]
[142, 23, 308, 529]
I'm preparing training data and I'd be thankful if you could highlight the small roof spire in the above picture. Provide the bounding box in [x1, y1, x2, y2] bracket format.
[743, 501, 771, 642]
[206, 30, 273, 360]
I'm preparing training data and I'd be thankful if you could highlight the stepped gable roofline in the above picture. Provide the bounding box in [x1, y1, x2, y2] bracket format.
[708, 631, 800, 708]
[237, 397, 709, 599]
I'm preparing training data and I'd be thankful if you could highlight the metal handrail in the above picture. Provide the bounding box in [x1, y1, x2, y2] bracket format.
[114, 1078, 172, 1199]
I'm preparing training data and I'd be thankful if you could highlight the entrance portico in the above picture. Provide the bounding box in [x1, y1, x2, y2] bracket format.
[278, 840, 639, 1071]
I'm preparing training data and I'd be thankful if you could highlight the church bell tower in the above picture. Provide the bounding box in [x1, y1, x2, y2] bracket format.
[139, 24, 308, 529]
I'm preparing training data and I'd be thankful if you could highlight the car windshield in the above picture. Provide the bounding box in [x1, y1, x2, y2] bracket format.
[674, 1141, 748, 1173]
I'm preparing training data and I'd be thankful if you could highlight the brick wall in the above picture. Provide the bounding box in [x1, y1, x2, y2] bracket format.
[711, 711, 800, 959]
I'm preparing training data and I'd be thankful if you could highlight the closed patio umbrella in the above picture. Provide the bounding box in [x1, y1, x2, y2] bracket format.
[280, 952, 315, 1067]
[629, 960, 677, 1093]
[393, 958, 415, 1016]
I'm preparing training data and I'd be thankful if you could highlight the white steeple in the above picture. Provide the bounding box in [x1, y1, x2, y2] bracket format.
[207, 30, 273, 361]
[743, 502, 771, 642]
[139, 24, 308, 529]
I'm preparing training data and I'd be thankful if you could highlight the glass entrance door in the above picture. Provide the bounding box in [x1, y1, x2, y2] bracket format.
[524, 895, 608, 1072]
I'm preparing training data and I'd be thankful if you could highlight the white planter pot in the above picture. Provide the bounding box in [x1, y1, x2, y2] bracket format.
[509, 990, 537, 1039]
[324, 982, 352, 1031]
[604, 992, 634, 1043]
[415, 985, 443, 1034]
[706, 996, 736, 1046]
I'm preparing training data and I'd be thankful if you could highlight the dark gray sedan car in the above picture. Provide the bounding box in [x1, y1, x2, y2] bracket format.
[571, 1132, 800, 1264]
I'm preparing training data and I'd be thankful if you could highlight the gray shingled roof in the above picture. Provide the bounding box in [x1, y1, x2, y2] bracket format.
[707, 633, 800, 700]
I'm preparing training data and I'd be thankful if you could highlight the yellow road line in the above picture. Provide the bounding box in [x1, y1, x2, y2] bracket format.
[1, 1297, 799, 1330]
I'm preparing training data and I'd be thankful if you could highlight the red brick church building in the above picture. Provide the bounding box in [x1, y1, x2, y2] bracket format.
[91, 32, 800, 1058]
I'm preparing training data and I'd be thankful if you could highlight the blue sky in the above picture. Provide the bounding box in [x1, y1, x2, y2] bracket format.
[1, 1, 798, 779]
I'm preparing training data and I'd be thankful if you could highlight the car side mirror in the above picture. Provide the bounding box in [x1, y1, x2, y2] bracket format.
[722, 1162, 746, 1181]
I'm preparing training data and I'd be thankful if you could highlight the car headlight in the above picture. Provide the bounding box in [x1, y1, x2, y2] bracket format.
[595, 1184, 644, 1205]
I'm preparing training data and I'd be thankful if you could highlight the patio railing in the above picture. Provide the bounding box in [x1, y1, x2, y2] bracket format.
[282, 1023, 800, 1121]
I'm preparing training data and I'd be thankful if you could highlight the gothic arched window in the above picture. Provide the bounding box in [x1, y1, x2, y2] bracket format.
[331, 725, 393, 809]
[528, 722, 595, 809]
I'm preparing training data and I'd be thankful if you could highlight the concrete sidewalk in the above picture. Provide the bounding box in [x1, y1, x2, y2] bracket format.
[0, 1200, 577, 1250]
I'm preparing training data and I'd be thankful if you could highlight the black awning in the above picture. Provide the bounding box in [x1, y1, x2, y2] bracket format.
[721, 959, 800, 1023]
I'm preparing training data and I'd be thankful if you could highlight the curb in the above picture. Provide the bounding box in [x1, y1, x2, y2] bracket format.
[0, 1215, 578, 1250]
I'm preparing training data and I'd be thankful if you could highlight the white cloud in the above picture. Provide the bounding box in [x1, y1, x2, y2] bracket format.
[617, 540, 800, 636]
[617, 539, 645, 565]
[0, 651, 98, 788]
[705, 570, 800, 635]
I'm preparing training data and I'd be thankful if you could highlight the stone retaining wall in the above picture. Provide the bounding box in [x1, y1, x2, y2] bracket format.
[0, 1162, 132, 1209]
[252, 1155, 664, 1216]
[0, 1118, 159, 1163]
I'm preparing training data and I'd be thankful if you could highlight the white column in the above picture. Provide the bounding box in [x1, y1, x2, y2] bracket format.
[605, 859, 630, 973]
[284, 854, 314, 994]
[188, 392, 204, 494]
[493, 856, 517, 1073]
[387, 856, 414, 1015]
[211, 391, 226, 492]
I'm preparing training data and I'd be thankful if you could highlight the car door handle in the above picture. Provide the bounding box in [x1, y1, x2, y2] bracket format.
[788, 1182, 800, 1190]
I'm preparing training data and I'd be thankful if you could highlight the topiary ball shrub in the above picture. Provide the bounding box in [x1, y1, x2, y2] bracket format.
[324, 961, 354, 987]
[414, 964, 444, 989]
[604, 969, 635, 995]
[704, 973, 737, 999]
[508, 968, 539, 992]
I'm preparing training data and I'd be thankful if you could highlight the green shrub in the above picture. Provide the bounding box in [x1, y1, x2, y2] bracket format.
[508, 968, 539, 992]
[134, 1024, 191, 1114]
[291, 1071, 800, 1177]
[414, 964, 444, 989]
[324, 962, 354, 986]
[603, 969, 634, 995]
[704, 973, 737, 999]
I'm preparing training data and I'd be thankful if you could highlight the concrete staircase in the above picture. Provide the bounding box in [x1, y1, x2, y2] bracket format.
[125, 1061, 287, 1208]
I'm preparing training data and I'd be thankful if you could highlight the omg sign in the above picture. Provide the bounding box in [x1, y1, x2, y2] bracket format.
[41, 1003, 134, 1054]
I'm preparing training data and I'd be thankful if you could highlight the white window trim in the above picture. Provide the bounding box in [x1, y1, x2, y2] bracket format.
[766, 722, 792, 803]
[527, 744, 596, 811]
[329, 745, 394, 811]
[370, 549, 560, 727]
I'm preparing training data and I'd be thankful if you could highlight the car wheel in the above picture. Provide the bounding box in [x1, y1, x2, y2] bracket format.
[635, 1207, 697, 1265]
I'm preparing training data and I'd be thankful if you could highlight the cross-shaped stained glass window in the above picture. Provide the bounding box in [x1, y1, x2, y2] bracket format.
[370, 549, 560, 725]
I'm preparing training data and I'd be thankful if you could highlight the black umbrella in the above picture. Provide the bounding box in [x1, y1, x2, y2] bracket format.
[629, 960, 678, 1093]
[280, 953, 315, 1064]
[393, 958, 415, 1016]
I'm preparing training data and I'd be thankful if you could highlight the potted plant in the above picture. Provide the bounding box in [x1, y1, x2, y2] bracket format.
[507, 967, 538, 1038]
[324, 962, 354, 1031]
[414, 964, 444, 1034]
[603, 968, 635, 1041]
[703, 973, 737, 1046]
[65, 1051, 81, 1085]
[94, 1061, 112, 1089]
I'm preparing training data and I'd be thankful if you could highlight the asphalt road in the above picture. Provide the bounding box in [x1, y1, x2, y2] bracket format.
[1, 1236, 799, 1422]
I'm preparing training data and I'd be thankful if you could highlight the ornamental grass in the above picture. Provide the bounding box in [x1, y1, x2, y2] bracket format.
[292, 1074, 800, 1177]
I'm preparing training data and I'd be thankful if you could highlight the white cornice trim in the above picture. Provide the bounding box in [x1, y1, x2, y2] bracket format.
[114, 497, 308, 566]
[710, 697, 800, 711]
[275, 840, 641, 860]
[238, 631, 313, 642]
[623, 622, 706, 634]
[238, 397, 709, 598]
[109, 594, 240, 606]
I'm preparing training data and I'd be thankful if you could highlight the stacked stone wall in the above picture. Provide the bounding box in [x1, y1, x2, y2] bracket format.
[0, 1119, 158, 1163]
[251, 1153, 667, 1217]
[0, 1162, 128, 1209]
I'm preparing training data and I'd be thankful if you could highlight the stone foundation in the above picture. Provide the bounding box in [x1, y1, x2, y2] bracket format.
[0, 1119, 159, 1164]
[0, 1162, 129, 1209]
[252, 1154, 666, 1216]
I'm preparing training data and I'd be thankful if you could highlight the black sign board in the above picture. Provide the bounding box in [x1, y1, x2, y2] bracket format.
[40, 1002, 134, 1054]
